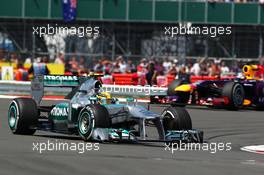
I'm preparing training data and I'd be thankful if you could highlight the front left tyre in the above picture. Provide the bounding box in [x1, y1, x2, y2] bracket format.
[8, 98, 38, 135]
[161, 106, 192, 133]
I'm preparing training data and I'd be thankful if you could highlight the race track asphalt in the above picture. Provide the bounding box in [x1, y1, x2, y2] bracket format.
[0, 99, 263, 175]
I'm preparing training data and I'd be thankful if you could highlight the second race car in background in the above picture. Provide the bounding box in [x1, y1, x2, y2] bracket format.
[151, 65, 264, 110]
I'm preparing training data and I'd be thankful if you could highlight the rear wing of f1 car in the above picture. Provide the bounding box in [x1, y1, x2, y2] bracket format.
[31, 74, 103, 104]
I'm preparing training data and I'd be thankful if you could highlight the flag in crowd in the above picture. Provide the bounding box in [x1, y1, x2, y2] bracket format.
[62, 0, 77, 22]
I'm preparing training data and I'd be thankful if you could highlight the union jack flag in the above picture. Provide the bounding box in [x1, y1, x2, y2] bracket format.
[62, 0, 77, 22]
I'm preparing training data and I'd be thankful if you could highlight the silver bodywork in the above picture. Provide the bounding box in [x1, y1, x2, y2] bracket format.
[31, 75, 166, 141]
[31, 75, 202, 143]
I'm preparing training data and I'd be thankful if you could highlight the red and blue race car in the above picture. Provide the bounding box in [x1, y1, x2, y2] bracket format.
[151, 65, 264, 110]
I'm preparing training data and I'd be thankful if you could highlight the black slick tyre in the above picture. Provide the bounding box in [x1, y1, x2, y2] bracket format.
[8, 98, 38, 135]
[222, 82, 245, 110]
[161, 106, 192, 133]
[78, 104, 110, 141]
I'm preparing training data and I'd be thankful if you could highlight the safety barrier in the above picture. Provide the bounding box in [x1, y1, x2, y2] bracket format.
[108, 74, 235, 86]
[0, 74, 236, 97]
[0, 80, 167, 97]
[1, 66, 236, 86]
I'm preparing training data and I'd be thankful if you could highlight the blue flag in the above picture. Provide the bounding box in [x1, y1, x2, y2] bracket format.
[62, 0, 77, 22]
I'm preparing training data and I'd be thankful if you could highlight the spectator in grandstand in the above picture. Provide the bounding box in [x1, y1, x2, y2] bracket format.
[112, 62, 121, 73]
[186, 61, 193, 74]
[126, 59, 136, 73]
[220, 61, 230, 76]
[42, 56, 49, 64]
[146, 62, 157, 86]
[24, 57, 32, 64]
[68, 56, 79, 73]
[162, 58, 172, 74]
[168, 63, 178, 77]
[10, 53, 19, 65]
[137, 58, 148, 74]
[178, 66, 190, 83]
[15, 63, 28, 81]
[190, 58, 202, 76]
[200, 62, 209, 76]
[54, 52, 64, 64]
[116, 56, 127, 73]
[102, 59, 112, 75]
[208, 60, 221, 77]
[155, 60, 165, 76]
[235, 0, 247, 2]
[28, 57, 50, 76]
[78, 56, 88, 73]
[94, 59, 104, 73]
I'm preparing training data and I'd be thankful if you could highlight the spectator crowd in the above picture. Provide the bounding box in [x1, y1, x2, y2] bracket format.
[0, 52, 244, 85]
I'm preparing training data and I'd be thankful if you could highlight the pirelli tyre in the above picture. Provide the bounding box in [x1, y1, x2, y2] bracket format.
[162, 106, 192, 132]
[8, 98, 38, 135]
[222, 82, 245, 110]
[78, 104, 110, 141]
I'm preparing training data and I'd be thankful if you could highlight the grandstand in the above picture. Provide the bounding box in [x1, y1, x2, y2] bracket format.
[0, 0, 263, 61]
[0, 0, 263, 83]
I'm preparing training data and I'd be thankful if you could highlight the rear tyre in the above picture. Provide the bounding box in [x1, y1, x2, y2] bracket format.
[8, 98, 38, 135]
[222, 82, 245, 110]
[162, 106, 192, 133]
[78, 104, 110, 141]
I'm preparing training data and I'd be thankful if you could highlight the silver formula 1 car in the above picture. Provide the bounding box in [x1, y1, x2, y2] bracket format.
[7, 75, 203, 143]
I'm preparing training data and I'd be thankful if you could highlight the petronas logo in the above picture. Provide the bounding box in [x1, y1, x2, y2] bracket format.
[44, 75, 78, 81]
[51, 107, 69, 117]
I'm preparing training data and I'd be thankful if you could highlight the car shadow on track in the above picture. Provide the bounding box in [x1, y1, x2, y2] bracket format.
[34, 134, 82, 141]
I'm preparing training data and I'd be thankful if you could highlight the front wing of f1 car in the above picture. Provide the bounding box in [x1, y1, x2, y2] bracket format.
[91, 128, 203, 143]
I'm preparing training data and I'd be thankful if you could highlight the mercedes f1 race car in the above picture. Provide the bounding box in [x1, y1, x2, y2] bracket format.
[151, 65, 264, 110]
[8, 74, 203, 143]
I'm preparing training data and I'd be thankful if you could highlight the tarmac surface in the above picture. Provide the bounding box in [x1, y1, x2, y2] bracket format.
[0, 99, 264, 175]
